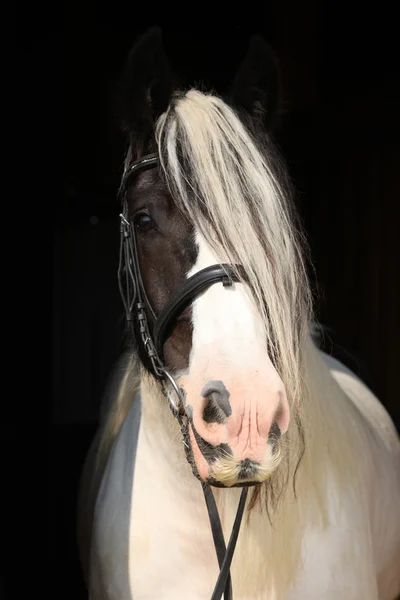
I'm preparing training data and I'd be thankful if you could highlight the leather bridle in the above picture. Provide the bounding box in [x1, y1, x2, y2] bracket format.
[118, 152, 249, 600]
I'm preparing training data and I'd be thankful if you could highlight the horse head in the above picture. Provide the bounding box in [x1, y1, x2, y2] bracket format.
[117, 27, 309, 489]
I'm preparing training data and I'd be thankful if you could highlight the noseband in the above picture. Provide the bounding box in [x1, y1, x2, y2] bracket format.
[118, 152, 248, 600]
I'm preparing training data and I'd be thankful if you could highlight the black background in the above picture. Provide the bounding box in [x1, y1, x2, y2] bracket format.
[34, 1, 400, 597]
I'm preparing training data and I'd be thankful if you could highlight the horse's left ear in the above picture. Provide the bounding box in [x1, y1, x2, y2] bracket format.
[229, 35, 282, 132]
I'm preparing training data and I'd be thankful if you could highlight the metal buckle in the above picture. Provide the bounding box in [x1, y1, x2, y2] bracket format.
[159, 367, 186, 414]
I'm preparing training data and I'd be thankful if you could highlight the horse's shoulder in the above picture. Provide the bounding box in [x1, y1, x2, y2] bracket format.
[77, 349, 141, 585]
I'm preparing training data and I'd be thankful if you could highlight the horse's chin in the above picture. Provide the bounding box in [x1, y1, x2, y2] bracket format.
[196, 445, 283, 489]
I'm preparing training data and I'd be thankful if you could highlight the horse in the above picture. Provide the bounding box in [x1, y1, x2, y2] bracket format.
[77, 27, 400, 600]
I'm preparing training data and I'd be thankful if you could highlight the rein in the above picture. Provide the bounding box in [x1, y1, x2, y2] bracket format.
[118, 152, 249, 599]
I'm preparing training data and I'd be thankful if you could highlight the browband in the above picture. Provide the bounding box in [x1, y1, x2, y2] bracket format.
[120, 153, 158, 193]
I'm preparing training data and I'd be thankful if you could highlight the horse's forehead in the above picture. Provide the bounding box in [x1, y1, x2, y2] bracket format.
[130, 167, 164, 194]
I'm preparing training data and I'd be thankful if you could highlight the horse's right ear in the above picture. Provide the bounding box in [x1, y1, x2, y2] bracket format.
[229, 35, 283, 133]
[118, 27, 173, 148]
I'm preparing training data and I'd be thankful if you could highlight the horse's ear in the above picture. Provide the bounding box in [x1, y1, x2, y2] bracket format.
[230, 35, 282, 132]
[119, 26, 173, 148]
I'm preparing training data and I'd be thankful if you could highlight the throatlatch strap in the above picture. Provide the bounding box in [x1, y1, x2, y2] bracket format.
[202, 484, 248, 600]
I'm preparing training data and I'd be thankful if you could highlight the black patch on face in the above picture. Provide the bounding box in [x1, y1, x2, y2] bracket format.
[268, 422, 281, 443]
[186, 407, 233, 464]
[237, 458, 260, 481]
[268, 422, 281, 455]
[201, 380, 232, 424]
[217, 442, 233, 458]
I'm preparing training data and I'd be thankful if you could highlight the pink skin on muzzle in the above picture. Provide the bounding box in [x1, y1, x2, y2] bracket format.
[178, 351, 290, 483]
[180, 233, 291, 484]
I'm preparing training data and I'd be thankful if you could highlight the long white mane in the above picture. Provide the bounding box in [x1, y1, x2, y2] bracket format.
[150, 91, 381, 589]
[156, 90, 312, 410]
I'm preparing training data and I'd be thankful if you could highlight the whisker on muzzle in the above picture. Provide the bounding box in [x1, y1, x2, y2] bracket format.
[210, 444, 283, 487]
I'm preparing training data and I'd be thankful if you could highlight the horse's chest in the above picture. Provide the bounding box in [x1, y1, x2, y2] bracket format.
[127, 469, 274, 599]
[95, 470, 381, 600]
[92, 413, 391, 600]
[128, 463, 223, 599]
[95, 429, 282, 599]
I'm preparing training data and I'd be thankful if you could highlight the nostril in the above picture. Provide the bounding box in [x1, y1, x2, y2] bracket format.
[203, 392, 227, 424]
[201, 380, 232, 424]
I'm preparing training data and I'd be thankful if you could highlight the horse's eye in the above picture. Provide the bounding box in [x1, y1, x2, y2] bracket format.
[134, 212, 154, 233]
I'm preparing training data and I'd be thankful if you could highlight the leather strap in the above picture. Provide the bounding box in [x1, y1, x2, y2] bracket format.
[203, 485, 248, 600]
[202, 483, 232, 599]
[153, 264, 242, 356]
[120, 153, 158, 193]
